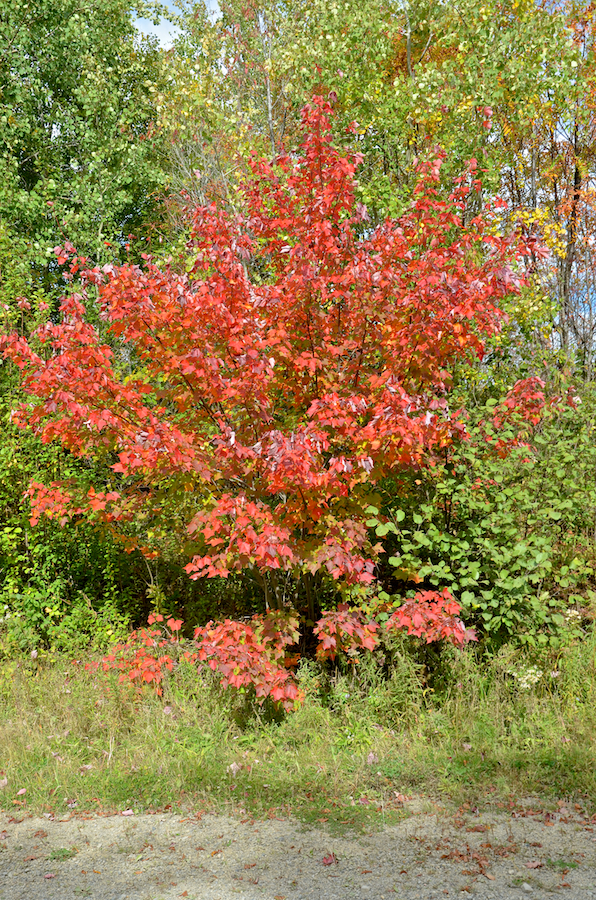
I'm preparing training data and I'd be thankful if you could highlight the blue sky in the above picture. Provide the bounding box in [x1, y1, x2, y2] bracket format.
[135, 0, 220, 47]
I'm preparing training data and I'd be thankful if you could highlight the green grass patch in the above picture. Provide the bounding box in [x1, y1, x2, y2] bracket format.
[47, 847, 79, 861]
[1, 632, 595, 829]
[546, 858, 579, 871]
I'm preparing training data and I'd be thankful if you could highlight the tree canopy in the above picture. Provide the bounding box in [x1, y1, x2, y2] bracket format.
[0, 0, 595, 684]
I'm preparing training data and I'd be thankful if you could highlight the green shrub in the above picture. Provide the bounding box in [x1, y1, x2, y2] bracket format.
[370, 388, 596, 649]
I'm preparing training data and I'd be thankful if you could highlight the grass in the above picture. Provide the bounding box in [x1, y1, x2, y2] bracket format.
[47, 847, 79, 861]
[0, 629, 595, 829]
[546, 858, 579, 871]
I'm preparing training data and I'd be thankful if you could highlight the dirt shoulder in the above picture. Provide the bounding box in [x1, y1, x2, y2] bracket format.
[1, 798, 596, 900]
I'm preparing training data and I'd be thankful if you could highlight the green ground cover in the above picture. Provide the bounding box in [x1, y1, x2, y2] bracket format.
[1, 629, 594, 828]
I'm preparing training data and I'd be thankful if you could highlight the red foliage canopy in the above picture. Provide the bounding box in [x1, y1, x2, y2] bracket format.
[1, 98, 536, 601]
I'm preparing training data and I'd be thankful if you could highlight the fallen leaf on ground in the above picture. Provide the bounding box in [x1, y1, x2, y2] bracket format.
[525, 861, 543, 869]
[43, 873, 56, 879]
[322, 853, 338, 866]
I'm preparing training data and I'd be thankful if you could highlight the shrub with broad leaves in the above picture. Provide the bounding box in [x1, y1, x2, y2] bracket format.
[2, 96, 546, 700]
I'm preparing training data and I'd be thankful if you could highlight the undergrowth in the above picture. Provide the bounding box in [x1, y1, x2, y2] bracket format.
[0, 628, 594, 829]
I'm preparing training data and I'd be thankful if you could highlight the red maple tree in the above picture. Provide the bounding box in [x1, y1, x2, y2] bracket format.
[2, 98, 540, 700]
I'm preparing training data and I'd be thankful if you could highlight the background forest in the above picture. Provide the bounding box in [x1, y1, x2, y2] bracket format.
[1, 0, 596, 817]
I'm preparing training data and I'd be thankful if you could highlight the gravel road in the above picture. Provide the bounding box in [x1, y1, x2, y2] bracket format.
[1, 798, 595, 899]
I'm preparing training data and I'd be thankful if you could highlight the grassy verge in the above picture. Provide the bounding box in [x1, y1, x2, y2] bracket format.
[1, 630, 595, 829]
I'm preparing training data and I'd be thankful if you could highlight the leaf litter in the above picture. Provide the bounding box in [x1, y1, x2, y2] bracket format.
[0, 798, 595, 899]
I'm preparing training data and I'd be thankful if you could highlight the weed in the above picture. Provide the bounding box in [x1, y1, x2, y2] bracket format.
[48, 847, 78, 861]
[547, 858, 579, 871]
[0, 630, 594, 828]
